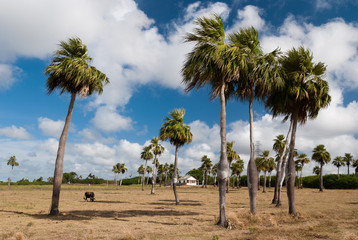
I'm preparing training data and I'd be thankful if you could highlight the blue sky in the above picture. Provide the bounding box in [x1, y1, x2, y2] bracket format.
[1, 0, 358, 181]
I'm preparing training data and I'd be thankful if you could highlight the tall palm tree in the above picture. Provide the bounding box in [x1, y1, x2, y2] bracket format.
[343, 153, 353, 175]
[201, 155, 212, 188]
[118, 163, 127, 186]
[272, 134, 288, 204]
[226, 141, 239, 192]
[312, 144, 331, 192]
[182, 14, 241, 225]
[332, 156, 345, 179]
[7, 155, 19, 187]
[255, 157, 264, 191]
[297, 153, 310, 188]
[159, 109, 192, 205]
[258, 150, 270, 193]
[146, 166, 152, 185]
[149, 137, 165, 194]
[112, 164, 119, 185]
[140, 146, 153, 190]
[265, 47, 331, 215]
[45, 37, 109, 215]
[229, 27, 282, 214]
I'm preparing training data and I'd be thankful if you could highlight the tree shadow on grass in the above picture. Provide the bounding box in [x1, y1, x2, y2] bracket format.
[149, 199, 202, 206]
[0, 208, 199, 221]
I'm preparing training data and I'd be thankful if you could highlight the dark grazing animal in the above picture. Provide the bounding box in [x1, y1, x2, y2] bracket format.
[83, 192, 95, 202]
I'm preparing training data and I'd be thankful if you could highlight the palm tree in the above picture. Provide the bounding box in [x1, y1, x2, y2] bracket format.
[229, 27, 282, 214]
[112, 164, 119, 185]
[231, 159, 244, 188]
[149, 137, 165, 194]
[267, 157, 276, 188]
[258, 150, 270, 193]
[312, 144, 331, 192]
[137, 165, 145, 185]
[343, 153, 353, 175]
[157, 164, 164, 187]
[265, 47, 331, 215]
[163, 163, 169, 186]
[118, 163, 127, 186]
[297, 153, 310, 188]
[226, 141, 239, 192]
[313, 166, 320, 175]
[212, 163, 219, 186]
[146, 166, 152, 185]
[45, 37, 109, 215]
[332, 156, 345, 179]
[294, 160, 302, 188]
[201, 155, 212, 188]
[182, 14, 241, 225]
[7, 156, 19, 187]
[352, 159, 358, 175]
[255, 157, 264, 191]
[159, 109, 192, 205]
[272, 134, 286, 203]
[140, 146, 153, 190]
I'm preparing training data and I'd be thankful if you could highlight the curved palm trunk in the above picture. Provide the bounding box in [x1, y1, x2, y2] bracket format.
[173, 145, 179, 205]
[50, 92, 76, 215]
[217, 81, 228, 226]
[263, 171, 267, 193]
[248, 94, 258, 214]
[319, 163, 324, 192]
[273, 121, 293, 204]
[286, 112, 298, 215]
[151, 157, 157, 194]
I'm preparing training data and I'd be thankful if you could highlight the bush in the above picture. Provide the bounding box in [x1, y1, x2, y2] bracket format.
[302, 174, 358, 189]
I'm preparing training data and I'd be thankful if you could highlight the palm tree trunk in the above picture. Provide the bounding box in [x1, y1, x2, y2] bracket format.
[263, 171, 267, 193]
[217, 81, 228, 226]
[205, 172, 208, 188]
[273, 121, 293, 204]
[202, 171, 205, 188]
[232, 175, 235, 189]
[151, 157, 157, 194]
[160, 173, 163, 187]
[286, 112, 298, 215]
[347, 164, 350, 175]
[50, 92, 76, 215]
[146, 173, 150, 185]
[248, 93, 258, 215]
[257, 171, 261, 190]
[300, 169, 303, 189]
[173, 145, 179, 205]
[237, 175, 240, 188]
[337, 167, 340, 180]
[269, 172, 272, 188]
[165, 173, 168, 186]
[8, 166, 14, 187]
[214, 175, 217, 186]
[319, 163, 324, 192]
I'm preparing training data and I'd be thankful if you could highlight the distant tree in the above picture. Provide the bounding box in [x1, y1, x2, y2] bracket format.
[312, 144, 331, 192]
[272, 134, 286, 204]
[163, 163, 169, 186]
[296, 153, 310, 188]
[231, 159, 244, 188]
[137, 165, 145, 185]
[149, 137, 165, 194]
[211, 163, 219, 186]
[226, 141, 239, 192]
[313, 166, 320, 175]
[343, 153, 353, 175]
[200, 155, 212, 188]
[7, 156, 19, 187]
[62, 172, 78, 184]
[332, 156, 345, 179]
[295, 160, 302, 189]
[146, 166, 152, 185]
[159, 109, 192, 205]
[45, 37, 109, 215]
[140, 146, 153, 190]
[258, 150, 270, 193]
[118, 163, 127, 186]
[112, 164, 119, 185]
[353, 159, 358, 176]
[267, 157, 276, 188]
[157, 164, 164, 187]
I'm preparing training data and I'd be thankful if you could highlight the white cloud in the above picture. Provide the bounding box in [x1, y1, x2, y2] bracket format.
[0, 125, 31, 139]
[230, 5, 265, 32]
[316, 0, 332, 10]
[92, 106, 133, 132]
[38, 117, 64, 138]
[0, 64, 20, 90]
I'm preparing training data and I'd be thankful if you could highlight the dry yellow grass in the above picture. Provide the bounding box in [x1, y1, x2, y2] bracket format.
[0, 184, 357, 240]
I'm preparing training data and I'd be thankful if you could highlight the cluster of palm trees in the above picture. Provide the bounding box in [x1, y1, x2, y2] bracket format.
[182, 14, 330, 225]
[112, 163, 127, 186]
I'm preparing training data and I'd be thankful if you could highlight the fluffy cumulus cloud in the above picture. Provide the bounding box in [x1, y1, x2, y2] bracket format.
[38, 117, 65, 138]
[92, 106, 133, 132]
[0, 125, 31, 139]
[0, 64, 20, 90]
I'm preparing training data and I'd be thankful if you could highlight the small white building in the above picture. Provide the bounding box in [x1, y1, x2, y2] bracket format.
[178, 176, 197, 185]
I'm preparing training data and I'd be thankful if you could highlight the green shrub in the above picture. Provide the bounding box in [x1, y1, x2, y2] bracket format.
[302, 174, 358, 189]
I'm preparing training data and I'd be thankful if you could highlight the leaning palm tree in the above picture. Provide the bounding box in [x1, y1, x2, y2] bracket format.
[45, 37, 109, 215]
[312, 144, 331, 192]
[343, 153, 353, 175]
[265, 46, 331, 215]
[182, 14, 241, 225]
[149, 137, 165, 194]
[332, 156, 345, 179]
[229, 27, 282, 214]
[140, 146, 153, 190]
[297, 153, 310, 188]
[7, 156, 19, 187]
[159, 109, 192, 205]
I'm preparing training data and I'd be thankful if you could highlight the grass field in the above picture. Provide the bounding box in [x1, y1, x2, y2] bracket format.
[0, 184, 357, 240]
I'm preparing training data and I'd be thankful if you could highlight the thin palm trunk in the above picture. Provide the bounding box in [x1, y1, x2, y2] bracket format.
[286, 112, 298, 215]
[173, 145, 179, 205]
[217, 81, 228, 226]
[232, 175, 235, 189]
[8, 166, 14, 187]
[237, 174, 240, 188]
[202, 171, 205, 188]
[337, 167, 340, 180]
[146, 173, 150, 185]
[205, 172, 208, 188]
[214, 175, 217, 186]
[165, 173, 168, 186]
[319, 162, 324, 192]
[151, 157, 157, 194]
[263, 171, 267, 193]
[248, 93, 258, 215]
[50, 92, 76, 215]
[257, 171, 261, 190]
[160, 173, 163, 187]
[269, 172, 272, 188]
[300, 169, 303, 188]
[273, 121, 293, 204]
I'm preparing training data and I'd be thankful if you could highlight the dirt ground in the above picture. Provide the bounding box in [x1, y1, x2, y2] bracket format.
[0, 184, 357, 240]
